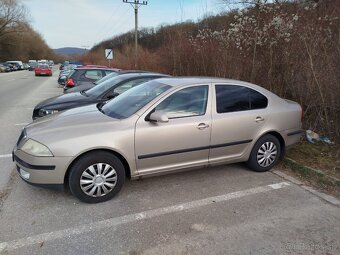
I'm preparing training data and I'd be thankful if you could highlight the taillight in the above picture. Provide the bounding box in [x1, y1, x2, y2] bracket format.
[66, 78, 75, 86]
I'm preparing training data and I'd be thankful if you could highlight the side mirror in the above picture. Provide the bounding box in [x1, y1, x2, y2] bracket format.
[149, 111, 169, 123]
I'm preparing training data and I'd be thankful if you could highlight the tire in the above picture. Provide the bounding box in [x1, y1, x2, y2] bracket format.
[69, 151, 126, 203]
[247, 134, 281, 172]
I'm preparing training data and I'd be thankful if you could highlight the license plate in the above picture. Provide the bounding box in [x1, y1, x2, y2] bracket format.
[41, 72, 46, 75]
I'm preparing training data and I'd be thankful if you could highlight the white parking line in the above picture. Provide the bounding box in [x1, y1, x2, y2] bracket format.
[14, 123, 29, 126]
[0, 182, 290, 252]
[0, 154, 12, 158]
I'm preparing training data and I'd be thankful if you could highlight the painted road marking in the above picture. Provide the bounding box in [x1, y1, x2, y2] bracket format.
[0, 182, 290, 252]
[14, 123, 29, 126]
[0, 154, 12, 158]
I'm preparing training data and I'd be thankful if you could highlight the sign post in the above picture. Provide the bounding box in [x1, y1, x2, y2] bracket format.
[105, 49, 113, 67]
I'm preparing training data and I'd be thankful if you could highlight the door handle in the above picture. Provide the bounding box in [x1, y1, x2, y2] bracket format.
[255, 116, 265, 123]
[197, 123, 210, 130]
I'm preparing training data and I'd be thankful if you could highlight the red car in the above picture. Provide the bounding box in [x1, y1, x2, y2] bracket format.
[35, 64, 52, 76]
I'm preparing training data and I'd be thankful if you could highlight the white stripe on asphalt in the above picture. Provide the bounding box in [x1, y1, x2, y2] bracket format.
[0, 154, 12, 158]
[0, 181, 290, 252]
[14, 123, 29, 126]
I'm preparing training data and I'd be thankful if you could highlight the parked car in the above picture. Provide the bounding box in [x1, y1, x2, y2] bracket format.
[0, 64, 11, 72]
[6, 61, 23, 70]
[1, 63, 14, 71]
[33, 73, 169, 119]
[63, 67, 119, 93]
[23, 63, 30, 70]
[28, 62, 38, 71]
[35, 64, 52, 76]
[13, 77, 303, 203]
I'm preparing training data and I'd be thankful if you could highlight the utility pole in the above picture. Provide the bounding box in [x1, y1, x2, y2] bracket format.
[122, 0, 148, 68]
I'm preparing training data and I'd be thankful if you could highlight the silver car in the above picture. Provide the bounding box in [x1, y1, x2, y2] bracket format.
[13, 78, 303, 203]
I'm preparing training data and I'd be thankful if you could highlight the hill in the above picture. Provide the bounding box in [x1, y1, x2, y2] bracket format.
[54, 47, 85, 55]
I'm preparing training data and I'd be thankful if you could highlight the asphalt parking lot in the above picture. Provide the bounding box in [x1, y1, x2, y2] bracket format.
[0, 69, 339, 255]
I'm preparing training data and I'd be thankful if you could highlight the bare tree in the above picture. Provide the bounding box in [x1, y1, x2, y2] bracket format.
[0, 0, 27, 39]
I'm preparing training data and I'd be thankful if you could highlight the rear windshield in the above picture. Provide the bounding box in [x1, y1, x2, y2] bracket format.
[38, 65, 49, 68]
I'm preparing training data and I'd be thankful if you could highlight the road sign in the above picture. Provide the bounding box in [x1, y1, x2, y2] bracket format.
[105, 49, 113, 60]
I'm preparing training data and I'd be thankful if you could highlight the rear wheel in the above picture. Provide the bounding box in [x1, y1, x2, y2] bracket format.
[247, 134, 281, 172]
[69, 151, 125, 203]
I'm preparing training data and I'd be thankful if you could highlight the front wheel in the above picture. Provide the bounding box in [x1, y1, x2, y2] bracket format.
[69, 151, 125, 203]
[247, 134, 281, 172]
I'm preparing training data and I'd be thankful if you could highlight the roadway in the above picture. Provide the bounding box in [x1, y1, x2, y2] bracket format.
[0, 69, 339, 254]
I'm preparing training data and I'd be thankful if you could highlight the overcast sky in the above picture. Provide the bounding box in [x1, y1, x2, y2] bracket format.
[23, 0, 223, 49]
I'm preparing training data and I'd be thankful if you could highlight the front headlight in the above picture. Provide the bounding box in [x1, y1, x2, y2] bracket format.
[20, 139, 53, 157]
[39, 109, 59, 117]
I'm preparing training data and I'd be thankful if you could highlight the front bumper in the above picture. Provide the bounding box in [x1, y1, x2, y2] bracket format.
[13, 148, 73, 186]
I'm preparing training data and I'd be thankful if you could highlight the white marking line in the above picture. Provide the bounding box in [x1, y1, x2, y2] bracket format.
[14, 123, 29, 126]
[0, 181, 290, 252]
[0, 154, 11, 158]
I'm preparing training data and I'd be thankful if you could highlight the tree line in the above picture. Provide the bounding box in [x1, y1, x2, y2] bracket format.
[0, 0, 58, 62]
[82, 0, 340, 138]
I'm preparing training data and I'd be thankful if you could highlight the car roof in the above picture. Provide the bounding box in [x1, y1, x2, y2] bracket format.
[155, 77, 261, 88]
[113, 72, 169, 79]
[74, 67, 119, 71]
[154, 77, 281, 98]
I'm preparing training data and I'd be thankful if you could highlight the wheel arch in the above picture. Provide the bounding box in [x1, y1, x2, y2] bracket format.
[64, 148, 131, 185]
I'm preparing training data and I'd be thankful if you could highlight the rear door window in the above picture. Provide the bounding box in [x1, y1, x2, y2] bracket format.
[215, 85, 267, 113]
[84, 70, 102, 80]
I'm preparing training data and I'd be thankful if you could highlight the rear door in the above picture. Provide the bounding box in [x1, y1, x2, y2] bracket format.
[209, 84, 269, 164]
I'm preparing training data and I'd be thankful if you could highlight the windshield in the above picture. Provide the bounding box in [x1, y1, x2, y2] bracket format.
[101, 80, 171, 119]
[94, 72, 119, 85]
[86, 75, 126, 97]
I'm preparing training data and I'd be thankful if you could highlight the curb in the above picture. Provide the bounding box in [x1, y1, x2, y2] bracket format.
[273, 170, 340, 206]
[283, 157, 340, 188]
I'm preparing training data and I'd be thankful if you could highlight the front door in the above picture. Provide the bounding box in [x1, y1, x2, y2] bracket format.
[135, 85, 212, 175]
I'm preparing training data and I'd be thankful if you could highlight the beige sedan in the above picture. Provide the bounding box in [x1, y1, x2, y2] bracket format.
[13, 78, 303, 203]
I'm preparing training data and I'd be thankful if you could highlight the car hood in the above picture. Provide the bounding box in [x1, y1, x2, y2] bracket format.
[26, 104, 114, 138]
[35, 92, 95, 110]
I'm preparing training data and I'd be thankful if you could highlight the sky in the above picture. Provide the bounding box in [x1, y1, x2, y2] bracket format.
[22, 0, 223, 49]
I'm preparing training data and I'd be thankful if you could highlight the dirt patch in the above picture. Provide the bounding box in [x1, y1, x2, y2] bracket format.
[277, 162, 340, 198]
[286, 141, 340, 179]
